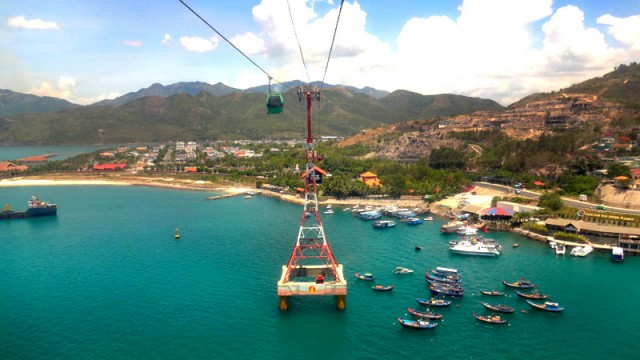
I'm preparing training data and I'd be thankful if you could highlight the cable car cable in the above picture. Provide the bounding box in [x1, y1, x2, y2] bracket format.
[287, 0, 311, 83]
[320, 0, 345, 91]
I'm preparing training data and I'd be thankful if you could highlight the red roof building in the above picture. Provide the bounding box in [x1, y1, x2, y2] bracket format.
[17, 155, 48, 167]
[0, 161, 28, 172]
[93, 163, 127, 171]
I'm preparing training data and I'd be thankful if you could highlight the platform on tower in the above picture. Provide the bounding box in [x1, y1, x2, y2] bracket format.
[277, 264, 347, 296]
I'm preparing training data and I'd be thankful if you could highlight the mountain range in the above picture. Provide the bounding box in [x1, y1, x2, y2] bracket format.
[1, 62, 638, 145]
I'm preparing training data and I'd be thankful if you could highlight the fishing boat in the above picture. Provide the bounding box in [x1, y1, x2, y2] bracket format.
[174, 228, 181, 239]
[397, 318, 438, 330]
[431, 267, 460, 278]
[393, 267, 414, 274]
[372, 219, 396, 229]
[612, 246, 624, 262]
[429, 284, 464, 297]
[407, 308, 443, 320]
[372, 284, 394, 292]
[415, 246, 422, 250]
[480, 290, 505, 296]
[450, 239, 501, 256]
[481, 302, 515, 313]
[555, 243, 566, 255]
[355, 272, 375, 281]
[502, 278, 536, 289]
[407, 217, 423, 225]
[514, 290, 549, 300]
[473, 313, 508, 324]
[416, 298, 452, 307]
[425, 272, 461, 285]
[440, 221, 465, 233]
[526, 300, 564, 312]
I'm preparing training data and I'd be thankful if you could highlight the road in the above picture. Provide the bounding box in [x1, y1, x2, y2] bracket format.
[473, 182, 640, 216]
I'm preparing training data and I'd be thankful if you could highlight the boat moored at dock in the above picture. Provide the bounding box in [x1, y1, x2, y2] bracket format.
[611, 246, 624, 262]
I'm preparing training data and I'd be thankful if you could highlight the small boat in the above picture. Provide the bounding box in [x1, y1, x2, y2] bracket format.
[473, 313, 508, 324]
[244, 195, 252, 199]
[549, 241, 557, 249]
[512, 243, 520, 248]
[572, 245, 593, 257]
[393, 267, 414, 274]
[527, 300, 564, 312]
[372, 284, 394, 292]
[481, 302, 515, 313]
[515, 290, 549, 300]
[359, 210, 382, 220]
[612, 246, 624, 262]
[372, 219, 396, 229]
[431, 267, 460, 278]
[174, 228, 181, 239]
[416, 298, 452, 307]
[407, 217, 423, 225]
[415, 246, 422, 250]
[450, 239, 501, 256]
[425, 272, 462, 285]
[480, 290, 505, 296]
[502, 278, 536, 289]
[324, 209, 334, 214]
[355, 272, 375, 281]
[457, 226, 478, 235]
[407, 308, 443, 320]
[397, 318, 438, 330]
[555, 243, 566, 255]
[429, 284, 464, 297]
[424, 217, 434, 221]
[440, 221, 465, 233]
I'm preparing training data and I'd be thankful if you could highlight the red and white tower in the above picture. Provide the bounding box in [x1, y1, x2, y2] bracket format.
[277, 86, 347, 310]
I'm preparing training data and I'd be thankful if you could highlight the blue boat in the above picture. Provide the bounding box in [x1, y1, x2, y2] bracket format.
[406, 218, 423, 225]
[397, 318, 438, 330]
[355, 272, 375, 281]
[372, 220, 396, 229]
[527, 300, 564, 312]
[425, 272, 462, 285]
[502, 278, 536, 289]
[416, 298, 452, 307]
[429, 284, 464, 297]
[359, 210, 381, 220]
[612, 246, 624, 262]
[0, 195, 57, 220]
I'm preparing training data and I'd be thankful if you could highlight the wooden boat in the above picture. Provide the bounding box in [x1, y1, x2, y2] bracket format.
[480, 290, 505, 296]
[425, 272, 462, 285]
[372, 284, 394, 292]
[174, 228, 181, 239]
[481, 302, 515, 313]
[502, 278, 536, 289]
[515, 290, 549, 300]
[526, 300, 564, 312]
[430, 267, 461, 280]
[372, 219, 396, 229]
[416, 298, 452, 307]
[415, 246, 423, 250]
[407, 308, 443, 320]
[473, 313, 508, 324]
[397, 318, 438, 330]
[355, 272, 375, 281]
[429, 285, 464, 297]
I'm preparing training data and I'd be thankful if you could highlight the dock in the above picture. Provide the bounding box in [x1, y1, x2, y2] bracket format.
[206, 191, 260, 201]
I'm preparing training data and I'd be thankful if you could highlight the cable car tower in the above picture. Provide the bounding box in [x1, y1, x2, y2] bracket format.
[277, 86, 347, 310]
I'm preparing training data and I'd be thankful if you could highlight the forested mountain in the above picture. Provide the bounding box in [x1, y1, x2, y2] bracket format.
[0, 89, 79, 117]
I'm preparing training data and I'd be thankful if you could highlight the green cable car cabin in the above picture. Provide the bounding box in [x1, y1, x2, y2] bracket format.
[266, 93, 284, 114]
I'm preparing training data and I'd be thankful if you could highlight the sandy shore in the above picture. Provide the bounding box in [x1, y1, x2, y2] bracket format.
[0, 174, 505, 212]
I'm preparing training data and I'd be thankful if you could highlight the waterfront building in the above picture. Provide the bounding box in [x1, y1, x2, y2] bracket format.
[545, 218, 640, 253]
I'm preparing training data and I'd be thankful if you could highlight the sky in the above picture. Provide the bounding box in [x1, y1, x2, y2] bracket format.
[2, 0, 640, 106]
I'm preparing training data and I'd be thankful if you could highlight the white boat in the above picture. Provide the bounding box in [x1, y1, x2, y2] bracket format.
[359, 210, 382, 220]
[612, 246, 624, 262]
[393, 267, 414, 274]
[571, 245, 593, 257]
[457, 226, 478, 236]
[244, 195, 252, 199]
[440, 221, 465, 233]
[449, 239, 501, 256]
[324, 209, 334, 214]
[549, 241, 557, 249]
[372, 219, 396, 229]
[555, 243, 565, 255]
[424, 217, 434, 221]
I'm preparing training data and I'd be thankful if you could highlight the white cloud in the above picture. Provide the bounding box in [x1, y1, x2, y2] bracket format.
[7, 16, 60, 30]
[29, 76, 77, 100]
[597, 14, 640, 51]
[161, 33, 172, 45]
[231, 32, 265, 55]
[123, 40, 142, 47]
[180, 36, 219, 52]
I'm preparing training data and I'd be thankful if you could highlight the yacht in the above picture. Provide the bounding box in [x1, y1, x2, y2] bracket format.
[449, 239, 501, 256]
[571, 245, 593, 257]
[555, 243, 565, 255]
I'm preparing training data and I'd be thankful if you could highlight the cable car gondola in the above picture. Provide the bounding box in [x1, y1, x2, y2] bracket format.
[266, 77, 283, 114]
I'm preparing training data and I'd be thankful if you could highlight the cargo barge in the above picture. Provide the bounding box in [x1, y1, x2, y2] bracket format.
[1, 195, 57, 219]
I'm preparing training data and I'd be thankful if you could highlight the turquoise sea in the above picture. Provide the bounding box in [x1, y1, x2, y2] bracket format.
[0, 145, 119, 162]
[1, 185, 639, 359]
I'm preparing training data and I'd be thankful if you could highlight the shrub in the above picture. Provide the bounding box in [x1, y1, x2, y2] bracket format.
[552, 232, 588, 243]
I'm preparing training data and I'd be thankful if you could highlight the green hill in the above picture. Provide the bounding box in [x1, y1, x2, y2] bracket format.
[0, 87, 503, 145]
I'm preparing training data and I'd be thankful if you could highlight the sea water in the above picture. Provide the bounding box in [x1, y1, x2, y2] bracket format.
[0, 145, 120, 162]
[1, 185, 638, 359]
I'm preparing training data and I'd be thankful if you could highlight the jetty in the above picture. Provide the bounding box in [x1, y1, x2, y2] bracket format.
[206, 193, 245, 201]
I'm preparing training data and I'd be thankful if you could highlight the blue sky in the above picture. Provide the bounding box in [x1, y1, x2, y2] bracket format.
[2, 0, 639, 105]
